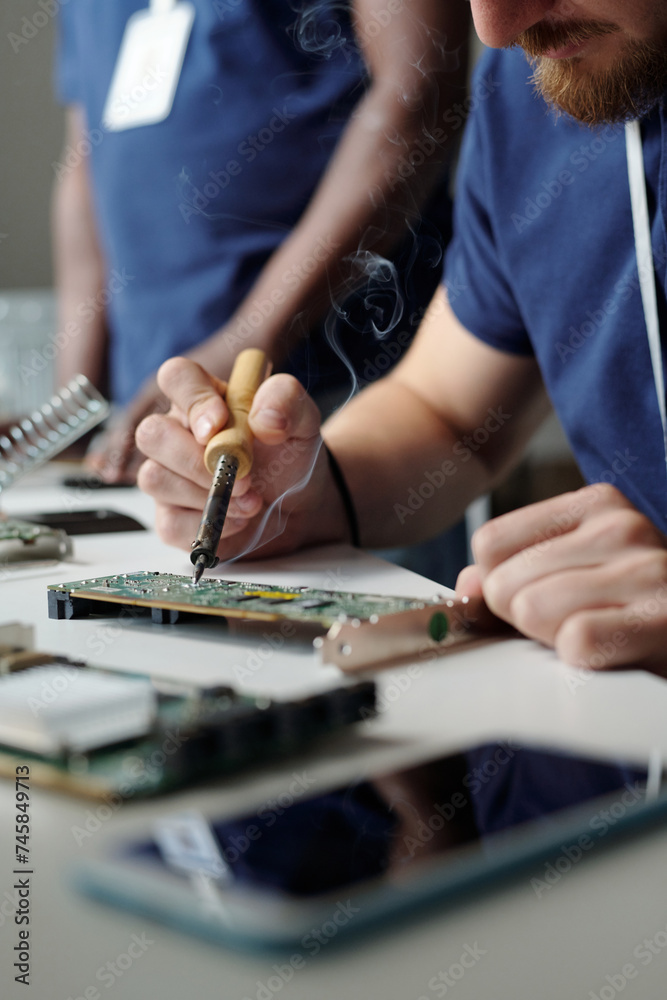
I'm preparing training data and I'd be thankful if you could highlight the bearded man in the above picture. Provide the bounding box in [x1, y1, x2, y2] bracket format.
[136, 2, 667, 675]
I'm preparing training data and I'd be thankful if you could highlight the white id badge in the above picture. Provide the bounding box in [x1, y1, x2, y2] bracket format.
[102, 1, 195, 132]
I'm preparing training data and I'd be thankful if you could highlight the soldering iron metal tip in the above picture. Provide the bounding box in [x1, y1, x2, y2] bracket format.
[192, 555, 206, 586]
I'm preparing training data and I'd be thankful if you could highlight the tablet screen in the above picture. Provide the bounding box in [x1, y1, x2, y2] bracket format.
[134, 741, 653, 898]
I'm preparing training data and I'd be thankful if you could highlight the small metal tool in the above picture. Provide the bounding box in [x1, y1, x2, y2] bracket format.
[190, 349, 269, 584]
[0, 374, 109, 494]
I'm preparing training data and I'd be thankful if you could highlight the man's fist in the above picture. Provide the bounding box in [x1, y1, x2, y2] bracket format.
[136, 357, 348, 561]
[457, 483, 667, 673]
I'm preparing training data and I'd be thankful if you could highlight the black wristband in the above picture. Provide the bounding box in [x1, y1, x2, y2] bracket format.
[323, 442, 360, 548]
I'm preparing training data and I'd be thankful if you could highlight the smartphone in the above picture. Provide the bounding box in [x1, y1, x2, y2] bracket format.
[73, 740, 665, 950]
[61, 475, 134, 490]
[24, 509, 145, 534]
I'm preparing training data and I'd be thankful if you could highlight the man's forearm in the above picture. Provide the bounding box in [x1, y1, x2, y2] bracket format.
[194, 0, 471, 375]
[321, 288, 551, 549]
[322, 376, 492, 547]
[52, 109, 107, 388]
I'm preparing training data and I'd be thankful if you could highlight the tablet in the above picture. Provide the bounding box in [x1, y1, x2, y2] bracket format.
[73, 739, 665, 950]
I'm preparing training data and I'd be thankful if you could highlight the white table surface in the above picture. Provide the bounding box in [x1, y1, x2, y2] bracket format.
[1, 468, 667, 1000]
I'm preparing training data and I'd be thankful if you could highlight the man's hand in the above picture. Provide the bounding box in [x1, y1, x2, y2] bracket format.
[86, 376, 168, 483]
[85, 329, 243, 484]
[456, 483, 667, 672]
[136, 358, 347, 561]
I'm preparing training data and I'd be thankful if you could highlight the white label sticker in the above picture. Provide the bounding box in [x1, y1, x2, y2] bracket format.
[102, 2, 195, 132]
[154, 811, 232, 882]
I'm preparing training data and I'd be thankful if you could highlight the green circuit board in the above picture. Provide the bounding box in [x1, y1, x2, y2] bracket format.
[47, 571, 432, 629]
[0, 517, 72, 564]
[1, 518, 51, 542]
[0, 656, 376, 800]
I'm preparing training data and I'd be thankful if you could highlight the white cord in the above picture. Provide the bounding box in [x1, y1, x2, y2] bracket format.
[645, 746, 663, 803]
[625, 120, 667, 495]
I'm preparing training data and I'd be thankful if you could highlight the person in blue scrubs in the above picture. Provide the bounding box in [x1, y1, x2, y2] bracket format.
[52, 0, 470, 480]
[136, 0, 667, 675]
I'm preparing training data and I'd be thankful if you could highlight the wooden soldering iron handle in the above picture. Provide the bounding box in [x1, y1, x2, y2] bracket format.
[203, 349, 270, 478]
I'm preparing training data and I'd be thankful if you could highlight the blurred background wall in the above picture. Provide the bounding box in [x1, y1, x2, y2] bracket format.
[0, 5, 64, 289]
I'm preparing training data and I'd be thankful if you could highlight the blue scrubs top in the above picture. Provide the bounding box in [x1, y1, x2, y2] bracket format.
[56, 0, 451, 404]
[445, 47, 667, 533]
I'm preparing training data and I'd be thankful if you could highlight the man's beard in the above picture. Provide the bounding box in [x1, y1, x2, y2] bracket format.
[511, 20, 667, 125]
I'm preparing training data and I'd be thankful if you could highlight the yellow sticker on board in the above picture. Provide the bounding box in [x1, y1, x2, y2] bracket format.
[242, 591, 299, 600]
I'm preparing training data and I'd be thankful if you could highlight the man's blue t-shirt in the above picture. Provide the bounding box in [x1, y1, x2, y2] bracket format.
[56, 0, 451, 404]
[445, 47, 667, 534]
